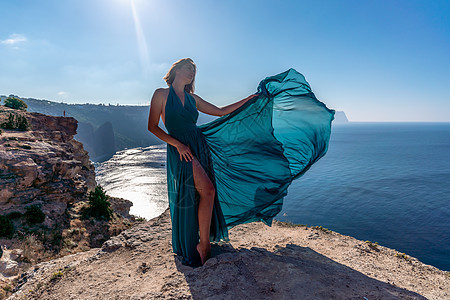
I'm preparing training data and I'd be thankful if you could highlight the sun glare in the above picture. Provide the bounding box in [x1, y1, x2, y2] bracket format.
[130, 0, 150, 78]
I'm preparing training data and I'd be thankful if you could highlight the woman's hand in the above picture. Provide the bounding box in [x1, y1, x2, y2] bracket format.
[176, 143, 194, 162]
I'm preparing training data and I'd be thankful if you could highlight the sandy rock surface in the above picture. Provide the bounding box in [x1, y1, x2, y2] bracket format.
[5, 208, 449, 300]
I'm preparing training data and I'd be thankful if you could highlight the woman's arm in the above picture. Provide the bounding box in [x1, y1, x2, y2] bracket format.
[148, 89, 194, 162]
[220, 94, 258, 115]
[192, 93, 258, 116]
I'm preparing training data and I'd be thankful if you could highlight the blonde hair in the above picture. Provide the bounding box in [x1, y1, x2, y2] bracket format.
[163, 58, 197, 93]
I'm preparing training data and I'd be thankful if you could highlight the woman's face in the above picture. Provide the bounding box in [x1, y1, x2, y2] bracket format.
[176, 63, 195, 83]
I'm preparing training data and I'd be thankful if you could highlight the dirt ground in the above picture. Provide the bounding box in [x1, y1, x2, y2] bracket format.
[5, 209, 449, 300]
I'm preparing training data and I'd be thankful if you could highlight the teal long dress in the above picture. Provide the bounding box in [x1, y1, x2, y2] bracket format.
[165, 68, 335, 267]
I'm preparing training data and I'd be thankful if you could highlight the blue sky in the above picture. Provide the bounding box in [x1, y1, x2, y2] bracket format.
[0, 0, 449, 121]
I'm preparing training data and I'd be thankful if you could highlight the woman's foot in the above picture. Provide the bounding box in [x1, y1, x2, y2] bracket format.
[196, 242, 211, 265]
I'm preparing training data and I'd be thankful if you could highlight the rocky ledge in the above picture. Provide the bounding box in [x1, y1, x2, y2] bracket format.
[4, 208, 449, 300]
[0, 106, 140, 297]
[0, 106, 95, 214]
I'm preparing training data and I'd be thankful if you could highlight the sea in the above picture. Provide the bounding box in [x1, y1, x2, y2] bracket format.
[94, 122, 450, 271]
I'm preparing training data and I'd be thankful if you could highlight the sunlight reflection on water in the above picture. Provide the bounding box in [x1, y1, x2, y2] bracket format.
[94, 144, 168, 221]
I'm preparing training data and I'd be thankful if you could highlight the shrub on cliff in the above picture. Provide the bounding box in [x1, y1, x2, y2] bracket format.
[18, 115, 30, 130]
[1, 113, 15, 129]
[0, 113, 30, 131]
[24, 205, 46, 225]
[0, 215, 15, 239]
[6, 211, 23, 219]
[4, 96, 28, 111]
[83, 185, 113, 221]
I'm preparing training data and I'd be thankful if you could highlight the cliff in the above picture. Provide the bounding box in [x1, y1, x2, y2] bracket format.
[4, 209, 449, 300]
[0, 106, 96, 207]
[334, 111, 349, 123]
[0, 106, 140, 298]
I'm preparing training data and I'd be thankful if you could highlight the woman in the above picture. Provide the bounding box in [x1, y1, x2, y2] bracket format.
[148, 58, 258, 266]
[148, 58, 335, 267]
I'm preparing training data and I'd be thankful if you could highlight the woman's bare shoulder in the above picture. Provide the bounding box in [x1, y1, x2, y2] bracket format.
[190, 93, 203, 101]
[152, 88, 169, 102]
[155, 87, 169, 95]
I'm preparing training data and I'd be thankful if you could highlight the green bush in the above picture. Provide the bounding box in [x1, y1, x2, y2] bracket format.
[24, 205, 46, 225]
[1, 113, 15, 129]
[4, 97, 28, 111]
[17, 115, 30, 130]
[0, 215, 14, 238]
[84, 186, 113, 221]
[6, 211, 23, 219]
[0, 113, 30, 131]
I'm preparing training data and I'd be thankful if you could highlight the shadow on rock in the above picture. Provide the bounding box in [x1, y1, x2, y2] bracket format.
[175, 243, 426, 299]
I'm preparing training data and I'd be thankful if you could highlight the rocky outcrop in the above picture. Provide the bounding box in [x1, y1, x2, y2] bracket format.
[0, 106, 95, 217]
[4, 209, 449, 300]
[334, 111, 349, 123]
[0, 248, 22, 279]
[74, 122, 96, 160]
[0, 106, 140, 297]
[92, 121, 116, 162]
[75, 121, 116, 162]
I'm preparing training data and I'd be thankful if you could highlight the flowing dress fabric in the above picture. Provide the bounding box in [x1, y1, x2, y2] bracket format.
[165, 68, 335, 266]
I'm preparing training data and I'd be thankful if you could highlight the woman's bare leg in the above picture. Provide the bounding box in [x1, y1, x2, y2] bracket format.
[191, 156, 215, 265]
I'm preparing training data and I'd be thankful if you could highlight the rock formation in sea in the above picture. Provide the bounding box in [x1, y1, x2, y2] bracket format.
[333, 111, 349, 123]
